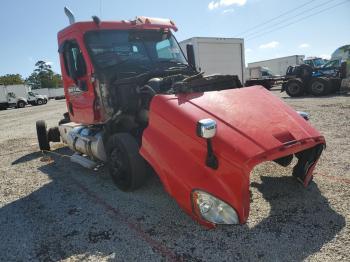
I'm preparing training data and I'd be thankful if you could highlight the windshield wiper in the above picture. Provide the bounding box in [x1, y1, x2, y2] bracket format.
[156, 60, 194, 72]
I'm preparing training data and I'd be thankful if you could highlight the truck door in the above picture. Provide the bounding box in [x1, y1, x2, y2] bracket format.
[61, 40, 95, 124]
[7, 92, 15, 104]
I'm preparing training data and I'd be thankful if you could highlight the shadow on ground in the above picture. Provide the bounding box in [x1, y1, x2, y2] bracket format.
[0, 148, 345, 261]
[282, 92, 350, 100]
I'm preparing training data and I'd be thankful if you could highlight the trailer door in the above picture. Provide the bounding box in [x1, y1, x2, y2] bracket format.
[0, 87, 7, 103]
[197, 42, 244, 83]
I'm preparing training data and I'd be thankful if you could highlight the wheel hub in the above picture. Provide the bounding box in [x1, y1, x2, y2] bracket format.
[288, 83, 300, 95]
[312, 82, 324, 94]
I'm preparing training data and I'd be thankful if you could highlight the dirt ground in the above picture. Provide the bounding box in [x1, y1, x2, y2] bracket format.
[0, 89, 349, 261]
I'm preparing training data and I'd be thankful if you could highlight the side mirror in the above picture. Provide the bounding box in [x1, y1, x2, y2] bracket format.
[197, 119, 217, 138]
[186, 44, 196, 70]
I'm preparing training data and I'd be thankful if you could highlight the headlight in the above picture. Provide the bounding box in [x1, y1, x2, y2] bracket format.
[192, 190, 239, 224]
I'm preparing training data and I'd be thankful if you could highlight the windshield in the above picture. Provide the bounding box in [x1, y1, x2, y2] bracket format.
[323, 59, 340, 68]
[85, 29, 188, 74]
[313, 58, 325, 67]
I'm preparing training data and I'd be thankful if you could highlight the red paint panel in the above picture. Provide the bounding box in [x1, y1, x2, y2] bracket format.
[141, 87, 325, 226]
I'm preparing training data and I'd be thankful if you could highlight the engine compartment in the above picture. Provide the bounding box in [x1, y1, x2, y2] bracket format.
[95, 71, 242, 139]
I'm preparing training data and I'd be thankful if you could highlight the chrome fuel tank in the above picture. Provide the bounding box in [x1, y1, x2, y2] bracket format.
[59, 122, 107, 161]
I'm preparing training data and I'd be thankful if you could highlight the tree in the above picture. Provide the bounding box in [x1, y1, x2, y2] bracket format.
[26, 61, 62, 89]
[0, 74, 24, 85]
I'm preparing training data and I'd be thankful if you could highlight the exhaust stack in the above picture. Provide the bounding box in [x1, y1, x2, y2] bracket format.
[64, 6, 75, 25]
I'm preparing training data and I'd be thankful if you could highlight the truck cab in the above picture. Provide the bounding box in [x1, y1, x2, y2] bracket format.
[36, 10, 326, 228]
[27, 91, 48, 105]
[303, 57, 326, 69]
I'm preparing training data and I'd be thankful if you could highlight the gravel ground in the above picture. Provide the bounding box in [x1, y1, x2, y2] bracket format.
[0, 90, 349, 262]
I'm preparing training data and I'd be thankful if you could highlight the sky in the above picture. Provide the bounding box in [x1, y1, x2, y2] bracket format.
[0, 0, 349, 77]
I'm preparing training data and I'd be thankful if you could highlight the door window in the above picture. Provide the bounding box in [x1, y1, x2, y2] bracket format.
[63, 41, 87, 91]
[156, 39, 181, 60]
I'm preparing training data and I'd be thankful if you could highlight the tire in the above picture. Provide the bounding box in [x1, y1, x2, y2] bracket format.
[329, 78, 341, 93]
[106, 133, 147, 191]
[43, 99, 48, 104]
[58, 118, 70, 125]
[48, 127, 61, 142]
[299, 64, 313, 81]
[36, 120, 50, 151]
[262, 80, 272, 90]
[17, 100, 26, 108]
[285, 79, 305, 97]
[308, 77, 331, 96]
[37, 99, 43, 105]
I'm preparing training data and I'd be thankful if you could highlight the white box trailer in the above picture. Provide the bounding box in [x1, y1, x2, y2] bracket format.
[0, 85, 28, 109]
[5, 85, 48, 106]
[34, 87, 64, 99]
[33, 88, 50, 97]
[179, 37, 245, 83]
[0, 85, 7, 104]
[248, 55, 305, 76]
[48, 88, 65, 99]
[5, 84, 31, 98]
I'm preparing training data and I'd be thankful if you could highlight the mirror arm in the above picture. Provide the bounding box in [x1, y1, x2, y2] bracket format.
[206, 139, 218, 170]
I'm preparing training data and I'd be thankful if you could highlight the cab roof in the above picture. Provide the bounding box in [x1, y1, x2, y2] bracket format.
[58, 16, 178, 38]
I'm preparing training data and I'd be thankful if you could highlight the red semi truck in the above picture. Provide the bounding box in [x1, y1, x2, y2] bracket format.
[36, 8, 325, 228]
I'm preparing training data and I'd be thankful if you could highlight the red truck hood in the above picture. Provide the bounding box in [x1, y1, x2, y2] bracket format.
[179, 86, 322, 156]
[141, 85, 325, 227]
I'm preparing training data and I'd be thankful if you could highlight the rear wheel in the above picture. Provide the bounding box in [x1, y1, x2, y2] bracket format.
[48, 127, 61, 142]
[37, 99, 44, 105]
[36, 120, 50, 151]
[17, 100, 26, 108]
[308, 77, 331, 96]
[285, 79, 305, 97]
[262, 81, 272, 90]
[106, 133, 147, 191]
[329, 78, 341, 93]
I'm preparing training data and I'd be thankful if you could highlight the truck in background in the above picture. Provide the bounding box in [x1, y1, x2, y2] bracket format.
[179, 37, 245, 84]
[34, 87, 65, 100]
[6, 85, 48, 106]
[0, 85, 27, 110]
[245, 66, 281, 90]
[248, 55, 305, 76]
[303, 57, 327, 69]
[282, 45, 350, 97]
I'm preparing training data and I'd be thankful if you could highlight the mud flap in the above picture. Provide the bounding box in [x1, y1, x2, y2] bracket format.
[292, 144, 324, 187]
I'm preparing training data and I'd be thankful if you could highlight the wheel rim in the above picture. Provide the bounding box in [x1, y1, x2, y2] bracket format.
[110, 147, 131, 188]
[38, 100, 43, 105]
[287, 83, 301, 95]
[311, 82, 324, 94]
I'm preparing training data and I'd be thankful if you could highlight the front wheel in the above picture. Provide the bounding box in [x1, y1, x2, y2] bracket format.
[106, 133, 148, 191]
[36, 120, 50, 151]
[285, 79, 305, 97]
